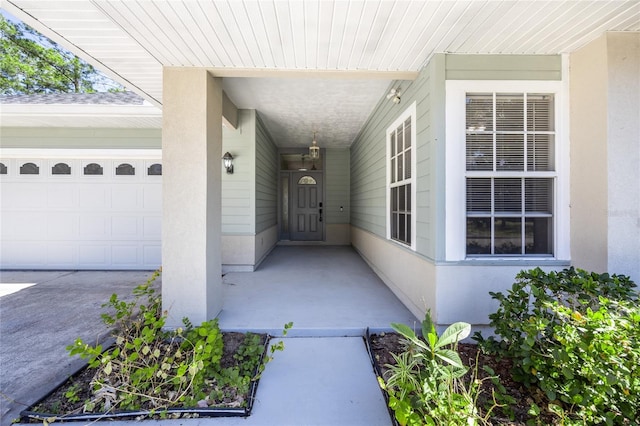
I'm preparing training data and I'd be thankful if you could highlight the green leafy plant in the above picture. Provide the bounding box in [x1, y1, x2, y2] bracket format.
[379, 311, 492, 426]
[475, 267, 639, 425]
[63, 270, 290, 416]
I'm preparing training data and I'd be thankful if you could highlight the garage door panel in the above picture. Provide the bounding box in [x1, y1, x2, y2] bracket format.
[112, 216, 139, 238]
[143, 186, 162, 210]
[47, 184, 78, 209]
[78, 244, 110, 266]
[79, 185, 108, 210]
[47, 213, 79, 238]
[1, 241, 47, 266]
[6, 184, 46, 209]
[2, 211, 47, 239]
[80, 215, 109, 238]
[112, 245, 139, 266]
[143, 216, 161, 238]
[111, 185, 140, 210]
[46, 244, 77, 266]
[143, 244, 161, 266]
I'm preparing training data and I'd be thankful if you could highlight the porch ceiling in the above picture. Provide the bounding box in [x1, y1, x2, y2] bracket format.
[3, 0, 639, 149]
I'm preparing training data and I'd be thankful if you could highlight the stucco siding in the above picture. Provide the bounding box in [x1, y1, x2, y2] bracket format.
[570, 36, 610, 274]
[446, 54, 562, 80]
[0, 127, 161, 149]
[606, 33, 640, 280]
[255, 112, 278, 234]
[222, 110, 255, 234]
[570, 33, 640, 281]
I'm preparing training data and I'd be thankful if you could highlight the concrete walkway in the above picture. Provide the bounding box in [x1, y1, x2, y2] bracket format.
[1, 246, 418, 426]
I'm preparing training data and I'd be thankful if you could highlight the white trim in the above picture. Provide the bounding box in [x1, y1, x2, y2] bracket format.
[0, 148, 161, 159]
[445, 79, 569, 262]
[386, 101, 417, 251]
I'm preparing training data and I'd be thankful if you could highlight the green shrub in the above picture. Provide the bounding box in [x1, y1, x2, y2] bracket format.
[475, 267, 638, 425]
[67, 270, 288, 414]
[379, 311, 491, 426]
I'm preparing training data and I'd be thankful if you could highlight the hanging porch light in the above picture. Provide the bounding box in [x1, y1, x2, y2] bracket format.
[309, 132, 320, 160]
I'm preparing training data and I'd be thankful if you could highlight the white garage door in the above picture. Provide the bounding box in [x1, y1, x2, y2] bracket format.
[0, 150, 162, 270]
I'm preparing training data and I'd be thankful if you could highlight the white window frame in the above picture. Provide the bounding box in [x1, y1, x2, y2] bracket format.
[445, 80, 570, 262]
[386, 101, 417, 250]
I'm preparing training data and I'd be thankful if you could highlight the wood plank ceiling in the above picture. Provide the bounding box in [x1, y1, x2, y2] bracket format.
[4, 0, 640, 147]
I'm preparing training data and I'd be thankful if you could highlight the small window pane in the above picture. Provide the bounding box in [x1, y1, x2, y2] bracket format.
[20, 162, 39, 175]
[391, 187, 398, 211]
[391, 212, 398, 239]
[406, 184, 411, 211]
[148, 163, 162, 175]
[527, 94, 554, 131]
[397, 153, 403, 181]
[390, 133, 396, 157]
[466, 94, 493, 131]
[525, 217, 553, 255]
[0, 163, 7, 174]
[496, 94, 524, 132]
[466, 178, 491, 213]
[525, 178, 553, 214]
[527, 134, 554, 171]
[116, 163, 135, 175]
[494, 218, 522, 254]
[84, 163, 103, 175]
[398, 214, 406, 242]
[467, 218, 491, 254]
[390, 158, 396, 183]
[52, 163, 71, 175]
[466, 134, 493, 171]
[399, 185, 406, 211]
[496, 134, 524, 171]
[405, 150, 411, 180]
[494, 178, 522, 213]
[397, 124, 404, 152]
[404, 118, 411, 148]
[297, 176, 316, 185]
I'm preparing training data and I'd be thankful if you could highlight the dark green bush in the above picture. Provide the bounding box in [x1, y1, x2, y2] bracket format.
[475, 267, 639, 425]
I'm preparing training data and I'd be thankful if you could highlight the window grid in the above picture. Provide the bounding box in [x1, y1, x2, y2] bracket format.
[390, 117, 412, 246]
[465, 92, 555, 256]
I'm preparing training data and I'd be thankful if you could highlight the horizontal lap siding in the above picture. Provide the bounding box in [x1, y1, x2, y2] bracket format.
[255, 113, 277, 234]
[0, 127, 161, 149]
[351, 57, 441, 259]
[222, 110, 255, 234]
[325, 148, 350, 224]
[445, 54, 562, 80]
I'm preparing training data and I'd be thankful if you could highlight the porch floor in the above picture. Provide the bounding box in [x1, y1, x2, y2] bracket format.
[219, 245, 419, 336]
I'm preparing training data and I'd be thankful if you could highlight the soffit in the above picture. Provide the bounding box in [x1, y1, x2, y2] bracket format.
[3, 0, 639, 148]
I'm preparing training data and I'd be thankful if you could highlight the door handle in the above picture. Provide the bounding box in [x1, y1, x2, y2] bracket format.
[319, 208, 323, 222]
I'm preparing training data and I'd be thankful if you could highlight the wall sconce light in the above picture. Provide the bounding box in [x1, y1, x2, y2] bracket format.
[222, 152, 234, 174]
[309, 132, 320, 160]
[387, 87, 401, 104]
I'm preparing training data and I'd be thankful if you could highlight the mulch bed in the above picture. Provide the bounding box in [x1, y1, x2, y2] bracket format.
[21, 332, 267, 422]
[368, 332, 558, 425]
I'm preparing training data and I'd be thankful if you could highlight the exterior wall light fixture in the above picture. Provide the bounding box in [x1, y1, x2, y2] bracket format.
[222, 152, 234, 174]
[387, 87, 401, 104]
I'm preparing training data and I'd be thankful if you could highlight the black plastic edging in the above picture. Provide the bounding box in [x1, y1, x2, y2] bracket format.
[364, 328, 400, 426]
[20, 335, 272, 422]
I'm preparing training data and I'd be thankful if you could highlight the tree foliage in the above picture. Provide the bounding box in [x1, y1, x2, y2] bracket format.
[0, 14, 121, 94]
